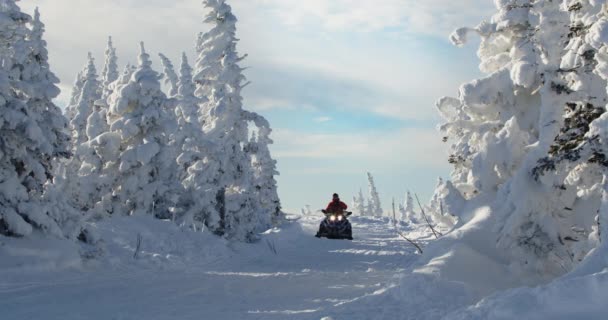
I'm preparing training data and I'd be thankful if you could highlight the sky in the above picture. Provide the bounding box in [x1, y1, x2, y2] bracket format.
[20, 0, 496, 214]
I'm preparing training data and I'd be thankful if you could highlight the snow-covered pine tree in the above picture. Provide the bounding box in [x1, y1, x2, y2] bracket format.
[100, 36, 119, 100]
[243, 110, 282, 224]
[533, 2, 608, 176]
[65, 70, 85, 121]
[192, 0, 267, 241]
[352, 189, 366, 216]
[61, 54, 105, 215]
[70, 53, 100, 146]
[427, 179, 460, 230]
[159, 53, 179, 98]
[0, 3, 73, 237]
[175, 52, 223, 231]
[367, 172, 382, 217]
[399, 191, 417, 223]
[442, 0, 608, 276]
[102, 42, 179, 217]
[175, 53, 199, 128]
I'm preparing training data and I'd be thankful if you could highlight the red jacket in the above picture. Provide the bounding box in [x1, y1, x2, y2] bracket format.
[326, 200, 348, 213]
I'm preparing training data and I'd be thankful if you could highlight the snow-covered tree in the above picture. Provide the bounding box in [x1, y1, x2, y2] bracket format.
[399, 191, 417, 223]
[100, 36, 119, 99]
[192, 0, 269, 241]
[0, 3, 73, 237]
[64, 63, 139, 218]
[70, 53, 100, 146]
[100, 42, 179, 217]
[244, 111, 282, 224]
[427, 179, 460, 230]
[367, 172, 383, 217]
[441, 0, 608, 276]
[174, 53, 203, 129]
[352, 189, 366, 216]
[159, 53, 179, 97]
[174, 52, 222, 231]
[65, 70, 85, 121]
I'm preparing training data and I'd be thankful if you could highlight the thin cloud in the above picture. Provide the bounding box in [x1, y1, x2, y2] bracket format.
[272, 127, 449, 169]
[314, 117, 332, 123]
[253, 0, 494, 37]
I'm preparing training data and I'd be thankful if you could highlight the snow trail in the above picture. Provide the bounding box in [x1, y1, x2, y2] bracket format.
[0, 215, 421, 320]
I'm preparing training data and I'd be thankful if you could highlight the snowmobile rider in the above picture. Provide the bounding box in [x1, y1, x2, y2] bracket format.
[324, 193, 348, 214]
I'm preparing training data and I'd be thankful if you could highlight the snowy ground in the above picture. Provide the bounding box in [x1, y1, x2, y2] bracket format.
[3, 213, 608, 319]
[0, 214, 429, 320]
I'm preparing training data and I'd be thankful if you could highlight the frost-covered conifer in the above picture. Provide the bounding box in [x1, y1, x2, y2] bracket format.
[65, 70, 85, 121]
[352, 189, 366, 216]
[244, 111, 282, 224]
[441, 0, 608, 275]
[174, 52, 222, 231]
[159, 53, 179, 97]
[100, 36, 119, 99]
[399, 191, 417, 223]
[191, 0, 268, 241]
[427, 179, 459, 230]
[367, 172, 382, 217]
[70, 53, 100, 146]
[0, 3, 73, 237]
[175, 53, 201, 128]
[101, 43, 179, 217]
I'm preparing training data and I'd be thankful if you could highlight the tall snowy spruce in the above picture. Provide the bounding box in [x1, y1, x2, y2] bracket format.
[399, 191, 417, 223]
[0, 3, 75, 237]
[101, 43, 180, 217]
[100, 36, 119, 100]
[243, 111, 282, 224]
[70, 53, 100, 146]
[366, 172, 383, 217]
[352, 189, 366, 216]
[441, 0, 608, 276]
[190, 0, 281, 241]
[159, 53, 179, 98]
[175, 52, 223, 231]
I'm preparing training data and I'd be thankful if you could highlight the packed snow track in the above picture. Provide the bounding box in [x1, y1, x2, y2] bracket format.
[0, 215, 421, 320]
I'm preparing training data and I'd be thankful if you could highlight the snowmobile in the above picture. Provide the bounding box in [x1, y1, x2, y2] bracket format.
[315, 210, 353, 240]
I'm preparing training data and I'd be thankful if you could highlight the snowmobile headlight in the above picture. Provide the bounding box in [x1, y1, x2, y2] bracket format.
[337, 215, 343, 221]
[330, 215, 337, 222]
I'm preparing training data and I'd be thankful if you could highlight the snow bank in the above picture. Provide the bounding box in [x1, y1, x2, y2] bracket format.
[0, 214, 235, 275]
[85, 215, 232, 270]
[444, 270, 608, 320]
[0, 234, 82, 273]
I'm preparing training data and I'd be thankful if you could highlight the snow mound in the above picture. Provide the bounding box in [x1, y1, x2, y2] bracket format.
[86, 215, 232, 270]
[0, 234, 82, 273]
[444, 270, 608, 320]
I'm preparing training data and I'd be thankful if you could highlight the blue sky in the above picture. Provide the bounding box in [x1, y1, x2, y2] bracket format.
[21, 0, 495, 213]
